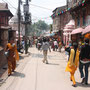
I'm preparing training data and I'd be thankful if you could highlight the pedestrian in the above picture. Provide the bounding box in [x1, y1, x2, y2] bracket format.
[52, 40, 55, 51]
[20, 40, 25, 53]
[37, 39, 42, 50]
[58, 41, 62, 52]
[65, 43, 80, 87]
[41, 37, 51, 64]
[5, 38, 19, 76]
[54, 40, 58, 51]
[79, 38, 90, 85]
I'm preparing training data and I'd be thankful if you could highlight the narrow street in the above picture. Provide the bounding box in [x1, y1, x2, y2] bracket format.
[0, 47, 90, 90]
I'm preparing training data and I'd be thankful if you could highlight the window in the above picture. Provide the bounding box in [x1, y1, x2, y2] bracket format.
[0, 31, 2, 45]
[77, 15, 80, 26]
[83, 10, 86, 26]
[74, 0, 77, 4]
[68, 0, 72, 3]
[0, 16, 5, 25]
[0, 16, 1, 25]
[86, 15, 90, 26]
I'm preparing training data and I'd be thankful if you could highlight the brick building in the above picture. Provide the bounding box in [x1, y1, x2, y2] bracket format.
[0, 3, 13, 69]
[67, 0, 90, 42]
[67, 0, 90, 28]
[51, 5, 72, 40]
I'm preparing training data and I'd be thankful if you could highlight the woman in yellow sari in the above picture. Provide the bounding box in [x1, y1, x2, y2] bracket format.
[6, 38, 19, 76]
[65, 43, 80, 87]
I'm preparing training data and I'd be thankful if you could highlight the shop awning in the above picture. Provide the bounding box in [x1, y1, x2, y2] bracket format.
[52, 30, 59, 33]
[82, 25, 90, 35]
[44, 32, 55, 36]
[71, 28, 84, 35]
[50, 33, 55, 36]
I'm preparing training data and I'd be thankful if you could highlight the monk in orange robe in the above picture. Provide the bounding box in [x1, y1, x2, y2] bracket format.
[6, 38, 19, 76]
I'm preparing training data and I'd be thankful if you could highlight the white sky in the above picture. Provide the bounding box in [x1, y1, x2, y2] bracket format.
[1, 0, 66, 24]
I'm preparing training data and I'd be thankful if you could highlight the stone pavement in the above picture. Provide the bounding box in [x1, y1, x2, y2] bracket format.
[0, 65, 8, 85]
[0, 47, 90, 90]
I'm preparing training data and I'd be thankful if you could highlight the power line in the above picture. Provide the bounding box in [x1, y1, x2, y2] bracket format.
[32, 17, 52, 22]
[1, 0, 24, 15]
[2, 0, 17, 10]
[1, 0, 52, 17]
[1, 0, 52, 23]
[21, 1, 53, 11]
[30, 3, 53, 11]
[32, 15, 51, 19]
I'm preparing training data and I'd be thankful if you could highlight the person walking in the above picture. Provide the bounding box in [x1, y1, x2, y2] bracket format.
[41, 37, 51, 64]
[79, 38, 90, 85]
[65, 43, 80, 87]
[54, 40, 58, 51]
[58, 41, 62, 52]
[5, 38, 19, 76]
[52, 40, 55, 51]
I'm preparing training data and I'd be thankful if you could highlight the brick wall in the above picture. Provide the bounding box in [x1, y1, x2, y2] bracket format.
[53, 12, 72, 31]
[68, 0, 90, 28]
[0, 50, 7, 69]
[0, 29, 8, 69]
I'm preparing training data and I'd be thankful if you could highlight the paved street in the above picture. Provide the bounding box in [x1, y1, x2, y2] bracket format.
[0, 47, 90, 90]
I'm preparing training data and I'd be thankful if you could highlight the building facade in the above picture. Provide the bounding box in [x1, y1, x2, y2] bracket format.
[67, 0, 90, 42]
[51, 5, 72, 40]
[67, 0, 90, 28]
[0, 3, 13, 69]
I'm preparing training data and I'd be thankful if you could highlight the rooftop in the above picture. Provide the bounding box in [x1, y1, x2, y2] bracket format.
[0, 3, 13, 16]
[53, 5, 67, 13]
[0, 3, 8, 10]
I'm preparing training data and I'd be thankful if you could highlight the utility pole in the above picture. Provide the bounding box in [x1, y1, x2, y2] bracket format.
[24, 0, 31, 54]
[67, 0, 68, 9]
[18, 0, 21, 52]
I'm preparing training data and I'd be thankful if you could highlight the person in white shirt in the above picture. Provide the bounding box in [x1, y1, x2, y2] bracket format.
[54, 40, 58, 51]
[41, 37, 51, 64]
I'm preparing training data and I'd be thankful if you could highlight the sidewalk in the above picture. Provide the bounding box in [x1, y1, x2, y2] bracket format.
[0, 52, 31, 86]
[0, 65, 8, 85]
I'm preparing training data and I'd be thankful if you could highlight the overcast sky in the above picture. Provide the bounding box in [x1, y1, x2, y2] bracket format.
[1, 0, 66, 24]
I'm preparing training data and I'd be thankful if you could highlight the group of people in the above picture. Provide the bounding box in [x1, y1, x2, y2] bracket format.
[36, 37, 63, 52]
[17, 38, 33, 53]
[36, 37, 51, 64]
[36, 37, 65, 64]
[65, 38, 90, 87]
[52, 39, 63, 52]
[5, 36, 90, 87]
[39, 37, 90, 87]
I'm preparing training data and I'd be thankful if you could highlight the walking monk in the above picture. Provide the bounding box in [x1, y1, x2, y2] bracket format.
[65, 43, 80, 87]
[6, 38, 19, 76]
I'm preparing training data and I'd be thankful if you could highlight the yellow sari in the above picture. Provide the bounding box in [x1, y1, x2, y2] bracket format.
[65, 49, 80, 73]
